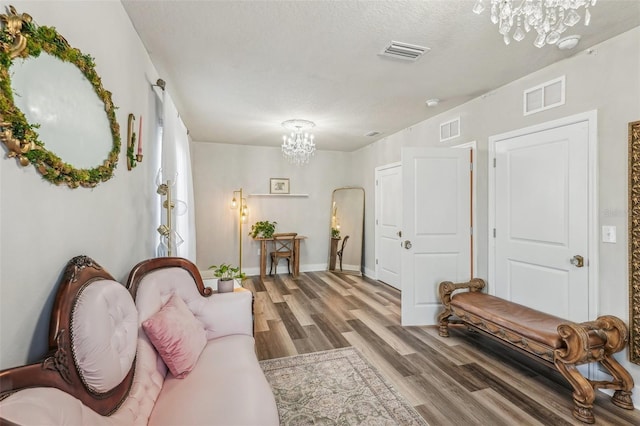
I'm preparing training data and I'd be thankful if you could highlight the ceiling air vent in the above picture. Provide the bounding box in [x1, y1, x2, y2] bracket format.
[523, 76, 565, 116]
[379, 41, 430, 61]
[440, 117, 460, 142]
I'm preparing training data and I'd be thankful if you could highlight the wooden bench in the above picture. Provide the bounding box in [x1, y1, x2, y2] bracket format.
[437, 278, 634, 424]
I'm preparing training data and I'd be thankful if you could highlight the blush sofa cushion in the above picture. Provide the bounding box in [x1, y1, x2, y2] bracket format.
[148, 334, 279, 426]
[142, 293, 207, 378]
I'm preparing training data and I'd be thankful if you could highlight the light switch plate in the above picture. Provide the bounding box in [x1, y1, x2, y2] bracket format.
[602, 225, 617, 243]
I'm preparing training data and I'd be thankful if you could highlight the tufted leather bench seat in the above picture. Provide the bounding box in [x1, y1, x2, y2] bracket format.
[437, 278, 634, 424]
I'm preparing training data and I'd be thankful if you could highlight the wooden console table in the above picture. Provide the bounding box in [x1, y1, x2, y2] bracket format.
[254, 235, 307, 278]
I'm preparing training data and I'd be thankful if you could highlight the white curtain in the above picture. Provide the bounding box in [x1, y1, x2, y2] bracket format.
[160, 91, 197, 262]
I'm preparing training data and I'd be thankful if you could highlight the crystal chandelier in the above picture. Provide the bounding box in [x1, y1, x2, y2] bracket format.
[472, 0, 597, 48]
[281, 119, 316, 165]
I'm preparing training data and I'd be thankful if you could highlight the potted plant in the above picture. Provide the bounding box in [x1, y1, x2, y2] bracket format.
[249, 220, 277, 239]
[331, 227, 341, 239]
[208, 263, 246, 293]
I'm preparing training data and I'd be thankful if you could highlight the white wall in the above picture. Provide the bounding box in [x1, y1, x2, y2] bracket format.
[351, 27, 640, 397]
[191, 142, 356, 275]
[3, 0, 639, 399]
[0, 1, 161, 369]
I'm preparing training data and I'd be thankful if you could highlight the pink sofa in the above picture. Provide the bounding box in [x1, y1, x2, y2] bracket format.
[0, 256, 279, 425]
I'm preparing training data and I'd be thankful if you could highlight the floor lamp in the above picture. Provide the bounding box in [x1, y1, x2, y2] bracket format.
[231, 188, 248, 273]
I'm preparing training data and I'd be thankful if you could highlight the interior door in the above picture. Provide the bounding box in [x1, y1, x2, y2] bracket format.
[401, 148, 471, 326]
[493, 121, 589, 322]
[375, 164, 402, 289]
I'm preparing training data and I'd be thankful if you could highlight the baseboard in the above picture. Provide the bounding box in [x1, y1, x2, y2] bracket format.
[212, 264, 376, 280]
[227, 264, 328, 278]
[300, 263, 329, 273]
[338, 263, 360, 271]
[240, 266, 261, 277]
[631, 383, 640, 409]
[363, 267, 376, 279]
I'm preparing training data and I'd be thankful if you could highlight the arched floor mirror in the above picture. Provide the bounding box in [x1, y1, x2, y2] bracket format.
[328, 187, 364, 275]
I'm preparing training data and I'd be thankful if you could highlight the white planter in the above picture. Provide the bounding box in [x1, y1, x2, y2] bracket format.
[217, 279, 234, 293]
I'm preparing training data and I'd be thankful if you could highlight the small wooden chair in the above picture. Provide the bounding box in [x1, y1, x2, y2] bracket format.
[269, 233, 297, 275]
[337, 235, 349, 271]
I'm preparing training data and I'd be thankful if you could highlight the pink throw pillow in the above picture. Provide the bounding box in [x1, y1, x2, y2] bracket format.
[142, 293, 207, 378]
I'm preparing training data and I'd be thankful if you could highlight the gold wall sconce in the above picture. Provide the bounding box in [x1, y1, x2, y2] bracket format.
[231, 188, 249, 273]
[126, 113, 144, 170]
[156, 170, 185, 256]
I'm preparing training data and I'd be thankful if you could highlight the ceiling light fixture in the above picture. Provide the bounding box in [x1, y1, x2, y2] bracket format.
[472, 0, 597, 48]
[426, 98, 440, 107]
[557, 34, 581, 50]
[281, 119, 316, 165]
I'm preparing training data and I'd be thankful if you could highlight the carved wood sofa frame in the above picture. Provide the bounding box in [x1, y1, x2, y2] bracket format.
[0, 256, 225, 422]
[0, 256, 133, 416]
[437, 278, 634, 424]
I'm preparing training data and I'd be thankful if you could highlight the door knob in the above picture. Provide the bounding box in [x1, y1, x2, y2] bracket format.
[403, 240, 412, 250]
[570, 255, 584, 268]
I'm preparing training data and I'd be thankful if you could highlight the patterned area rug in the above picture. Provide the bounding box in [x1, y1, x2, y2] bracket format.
[259, 347, 428, 425]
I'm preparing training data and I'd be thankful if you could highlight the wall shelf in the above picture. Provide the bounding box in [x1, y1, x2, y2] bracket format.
[249, 193, 309, 198]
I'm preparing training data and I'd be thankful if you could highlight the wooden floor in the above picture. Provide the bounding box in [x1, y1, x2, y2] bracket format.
[245, 271, 640, 426]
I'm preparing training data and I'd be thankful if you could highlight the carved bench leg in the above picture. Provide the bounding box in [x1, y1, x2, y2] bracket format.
[437, 279, 486, 338]
[600, 355, 634, 410]
[437, 309, 451, 337]
[593, 316, 635, 410]
[554, 361, 595, 424]
[437, 281, 454, 337]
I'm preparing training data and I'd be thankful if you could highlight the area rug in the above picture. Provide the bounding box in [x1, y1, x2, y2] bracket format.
[259, 347, 427, 425]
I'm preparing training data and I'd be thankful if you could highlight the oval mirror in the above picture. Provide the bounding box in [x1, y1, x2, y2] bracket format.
[11, 52, 113, 169]
[328, 187, 365, 275]
[0, 6, 120, 188]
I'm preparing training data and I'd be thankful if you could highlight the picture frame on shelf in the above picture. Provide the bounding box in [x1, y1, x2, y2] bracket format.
[270, 178, 290, 194]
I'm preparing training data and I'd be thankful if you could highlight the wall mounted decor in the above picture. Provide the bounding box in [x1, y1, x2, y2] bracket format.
[0, 5, 120, 188]
[136, 115, 143, 163]
[126, 114, 143, 170]
[270, 178, 290, 194]
[126, 114, 137, 170]
[628, 119, 640, 365]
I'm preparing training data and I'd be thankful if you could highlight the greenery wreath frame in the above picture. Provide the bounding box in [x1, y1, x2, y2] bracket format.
[0, 6, 120, 188]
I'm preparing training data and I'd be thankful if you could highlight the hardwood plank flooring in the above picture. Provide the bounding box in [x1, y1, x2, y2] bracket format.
[250, 271, 640, 425]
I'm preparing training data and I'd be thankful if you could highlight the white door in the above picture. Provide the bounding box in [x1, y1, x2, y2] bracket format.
[401, 148, 471, 326]
[493, 121, 589, 322]
[375, 164, 402, 289]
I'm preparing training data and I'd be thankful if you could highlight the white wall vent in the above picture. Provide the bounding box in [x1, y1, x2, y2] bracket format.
[379, 41, 430, 61]
[440, 117, 460, 142]
[523, 76, 565, 116]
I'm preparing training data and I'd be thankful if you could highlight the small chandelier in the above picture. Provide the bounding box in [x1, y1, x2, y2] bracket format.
[281, 119, 316, 165]
[472, 0, 597, 48]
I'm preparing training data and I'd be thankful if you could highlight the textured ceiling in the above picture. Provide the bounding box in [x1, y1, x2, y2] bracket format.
[121, 0, 640, 152]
